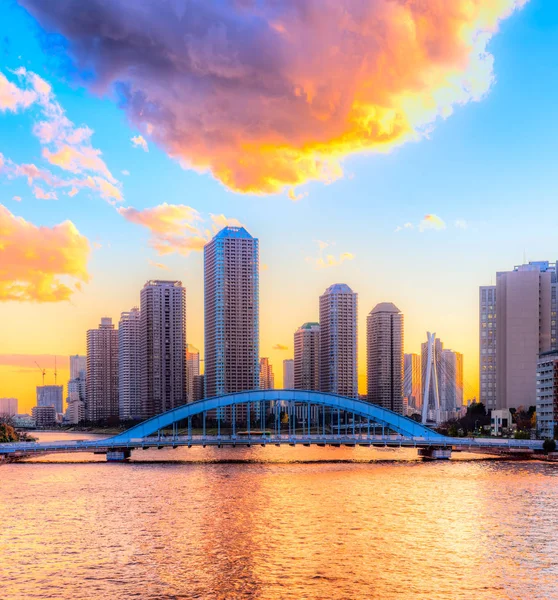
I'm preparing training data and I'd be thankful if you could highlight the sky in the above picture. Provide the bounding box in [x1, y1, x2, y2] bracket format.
[1, 0, 558, 413]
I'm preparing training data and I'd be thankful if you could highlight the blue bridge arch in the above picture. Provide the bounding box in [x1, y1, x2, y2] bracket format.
[107, 389, 445, 443]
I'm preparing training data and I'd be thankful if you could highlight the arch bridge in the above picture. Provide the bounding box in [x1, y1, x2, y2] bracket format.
[0, 390, 543, 461]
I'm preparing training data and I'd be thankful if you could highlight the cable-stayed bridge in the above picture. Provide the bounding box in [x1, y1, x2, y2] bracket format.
[0, 390, 543, 462]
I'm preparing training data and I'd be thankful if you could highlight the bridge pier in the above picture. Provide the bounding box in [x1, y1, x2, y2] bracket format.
[106, 449, 131, 462]
[417, 447, 452, 460]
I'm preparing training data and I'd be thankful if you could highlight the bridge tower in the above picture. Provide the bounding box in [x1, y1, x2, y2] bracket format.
[421, 332, 441, 424]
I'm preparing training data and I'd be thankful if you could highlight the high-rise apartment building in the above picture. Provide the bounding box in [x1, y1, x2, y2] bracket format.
[440, 349, 464, 417]
[204, 227, 259, 401]
[186, 345, 200, 401]
[118, 307, 142, 421]
[367, 303, 404, 414]
[36, 385, 64, 415]
[403, 353, 421, 413]
[283, 359, 294, 389]
[294, 322, 320, 391]
[259, 357, 275, 389]
[70, 355, 87, 381]
[319, 284, 358, 397]
[481, 261, 558, 410]
[86, 317, 119, 422]
[536, 350, 558, 439]
[421, 334, 443, 422]
[140, 281, 187, 418]
[0, 397, 18, 416]
[192, 375, 205, 402]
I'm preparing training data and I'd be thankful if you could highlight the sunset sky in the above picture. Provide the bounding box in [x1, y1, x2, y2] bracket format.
[1, 0, 558, 413]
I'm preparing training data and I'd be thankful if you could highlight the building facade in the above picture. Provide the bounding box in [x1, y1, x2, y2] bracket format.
[36, 385, 64, 415]
[403, 353, 422, 414]
[192, 375, 205, 402]
[86, 317, 119, 422]
[204, 227, 259, 421]
[118, 307, 142, 421]
[283, 359, 294, 389]
[294, 322, 320, 391]
[367, 303, 404, 414]
[140, 281, 187, 419]
[536, 350, 558, 439]
[32, 405, 57, 427]
[0, 397, 18, 417]
[70, 355, 87, 381]
[259, 357, 275, 390]
[440, 349, 464, 419]
[186, 345, 200, 402]
[479, 285, 497, 410]
[319, 284, 358, 398]
[421, 334, 443, 423]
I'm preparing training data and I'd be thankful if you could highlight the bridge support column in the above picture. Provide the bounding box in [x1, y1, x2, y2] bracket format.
[106, 449, 131, 462]
[418, 447, 452, 460]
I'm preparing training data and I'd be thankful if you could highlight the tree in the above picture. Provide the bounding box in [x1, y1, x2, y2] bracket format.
[543, 439, 556, 454]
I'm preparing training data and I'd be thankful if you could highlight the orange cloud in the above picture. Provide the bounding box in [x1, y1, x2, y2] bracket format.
[0, 71, 36, 112]
[32, 186, 58, 200]
[306, 240, 354, 269]
[148, 259, 170, 271]
[0, 204, 90, 302]
[19, 0, 528, 194]
[273, 344, 288, 351]
[131, 135, 149, 152]
[419, 214, 446, 232]
[43, 145, 115, 182]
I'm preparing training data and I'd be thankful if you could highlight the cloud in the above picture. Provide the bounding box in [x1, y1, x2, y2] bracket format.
[394, 222, 414, 233]
[0, 354, 69, 369]
[32, 185, 57, 200]
[0, 67, 122, 203]
[148, 259, 169, 270]
[419, 214, 446, 232]
[121, 169, 130, 176]
[0, 204, 90, 301]
[18, 0, 528, 194]
[454, 219, 468, 229]
[306, 240, 354, 269]
[131, 135, 148, 152]
[288, 188, 308, 202]
[272, 344, 288, 351]
[12, 196, 21, 202]
[118, 203, 245, 256]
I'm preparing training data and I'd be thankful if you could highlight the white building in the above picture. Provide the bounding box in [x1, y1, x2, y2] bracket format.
[367, 302, 404, 414]
[536, 350, 558, 439]
[319, 284, 358, 398]
[491, 409, 512, 436]
[86, 317, 119, 422]
[0, 397, 18, 417]
[119, 307, 142, 421]
[283, 359, 294, 389]
[70, 355, 87, 381]
[186, 344, 200, 402]
[141, 281, 187, 418]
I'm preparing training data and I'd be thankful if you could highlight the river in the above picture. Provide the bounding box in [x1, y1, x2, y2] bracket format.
[1, 432, 558, 599]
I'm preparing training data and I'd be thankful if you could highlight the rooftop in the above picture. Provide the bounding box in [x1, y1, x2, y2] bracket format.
[213, 226, 254, 240]
[323, 283, 354, 295]
[370, 302, 401, 314]
[299, 322, 320, 330]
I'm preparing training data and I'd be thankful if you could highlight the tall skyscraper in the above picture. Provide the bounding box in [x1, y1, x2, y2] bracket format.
[479, 285, 496, 409]
[367, 303, 404, 414]
[440, 349, 464, 418]
[204, 227, 259, 400]
[294, 322, 320, 390]
[421, 333, 443, 423]
[186, 344, 200, 401]
[319, 284, 358, 397]
[283, 359, 294, 389]
[140, 281, 187, 418]
[118, 307, 142, 421]
[36, 385, 64, 415]
[86, 317, 119, 422]
[259, 357, 275, 389]
[403, 353, 422, 413]
[192, 375, 205, 402]
[69, 355, 87, 381]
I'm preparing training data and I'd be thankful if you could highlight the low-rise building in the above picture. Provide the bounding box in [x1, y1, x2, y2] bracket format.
[536, 350, 558, 439]
[32, 406, 57, 428]
[0, 397, 18, 416]
[491, 408, 512, 436]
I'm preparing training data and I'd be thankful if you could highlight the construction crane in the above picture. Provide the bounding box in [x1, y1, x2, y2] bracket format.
[34, 362, 46, 386]
[54, 356, 57, 385]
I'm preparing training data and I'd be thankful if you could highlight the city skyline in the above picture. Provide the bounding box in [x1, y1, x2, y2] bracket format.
[2, 1, 557, 413]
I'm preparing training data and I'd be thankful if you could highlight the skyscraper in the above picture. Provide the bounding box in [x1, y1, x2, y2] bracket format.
[319, 284, 358, 397]
[403, 353, 422, 413]
[86, 317, 119, 422]
[481, 261, 558, 411]
[140, 280, 187, 419]
[186, 344, 200, 401]
[259, 357, 275, 389]
[37, 385, 64, 415]
[69, 355, 87, 381]
[283, 359, 294, 389]
[118, 307, 142, 421]
[294, 322, 320, 391]
[440, 349, 464, 418]
[204, 227, 259, 400]
[0, 398, 18, 417]
[421, 333, 443, 423]
[367, 302, 404, 414]
[67, 354, 86, 407]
